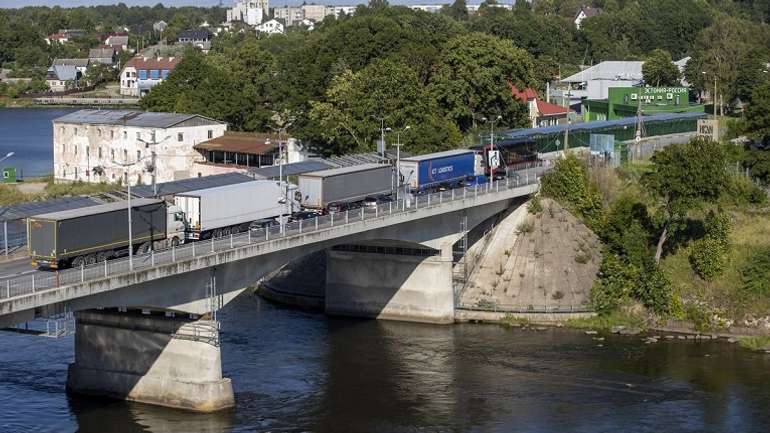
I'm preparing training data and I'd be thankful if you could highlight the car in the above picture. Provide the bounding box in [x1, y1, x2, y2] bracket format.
[289, 210, 320, 223]
[492, 172, 507, 181]
[363, 196, 379, 209]
[249, 218, 278, 231]
[326, 201, 355, 214]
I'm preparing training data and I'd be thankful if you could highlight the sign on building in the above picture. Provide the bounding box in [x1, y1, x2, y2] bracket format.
[697, 119, 722, 142]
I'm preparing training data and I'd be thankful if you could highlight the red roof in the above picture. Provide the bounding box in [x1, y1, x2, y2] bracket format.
[124, 57, 180, 70]
[48, 33, 68, 40]
[510, 85, 539, 103]
[536, 100, 570, 116]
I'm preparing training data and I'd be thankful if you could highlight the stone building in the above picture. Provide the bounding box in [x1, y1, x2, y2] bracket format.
[52, 110, 227, 185]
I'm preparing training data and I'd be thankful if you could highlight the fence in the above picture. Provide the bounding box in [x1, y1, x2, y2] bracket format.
[0, 168, 544, 301]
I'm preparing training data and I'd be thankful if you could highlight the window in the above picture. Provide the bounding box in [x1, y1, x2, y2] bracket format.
[75, 167, 78, 178]
[123, 149, 128, 161]
[138, 70, 147, 80]
[137, 150, 141, 160]
[136, 132, 141, 140]
[74, 146, 78, 155]
[150, 69, 160, 79]
[111, 149, 115, 161]
[177, 132, 184, 142]
[61, 143, 66, 153]
[123, 131, 127, 139]
[161, 69, 170, 79]
[97, 129, 102, 137]
[207, 130, 213, 139]
[125, 71, 130, 78]
[60, 126, 65, 134]
[111, 130, 114, 139]
[74, 127, 78, 136]
[86, 147, 89, 157]
[63, 168, 66, 178]
[98, 147, 102, 159]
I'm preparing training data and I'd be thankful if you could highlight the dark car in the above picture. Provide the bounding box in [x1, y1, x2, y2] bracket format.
[249, 218, 278, 232]
[289, 210, 320, 222]
[492, 171, 507, 181]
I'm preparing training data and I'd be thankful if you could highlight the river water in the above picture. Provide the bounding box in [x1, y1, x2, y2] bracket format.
[0, 108, 76, 178]
[1, 294, 770, 433]
[1, 108, 770, 432]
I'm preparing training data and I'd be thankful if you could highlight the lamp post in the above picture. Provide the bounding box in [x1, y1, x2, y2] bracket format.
[0, 152, 15, 256]
[136, 133, 170, 198]
[391, 126, 410, 200]
[481, 115, 502, 176]
[269, 119, 294, 234]
[112, 155, 149, 271]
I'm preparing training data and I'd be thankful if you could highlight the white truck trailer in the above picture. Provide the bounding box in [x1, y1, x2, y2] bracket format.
[174, 181, 287, 240]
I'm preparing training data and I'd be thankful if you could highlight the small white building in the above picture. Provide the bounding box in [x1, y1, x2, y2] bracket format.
[555, 61, 644, 107]
[227, 0, 268, 26]
[119, 57, 180, 97]
[574, 6, 602, 29]
[52, 110, 227, 185]
[256, 19, 284, 35]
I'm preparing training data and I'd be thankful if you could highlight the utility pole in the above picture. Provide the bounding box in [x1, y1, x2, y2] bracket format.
[137, 133, 169, 198]
[380, 118, 386, 159]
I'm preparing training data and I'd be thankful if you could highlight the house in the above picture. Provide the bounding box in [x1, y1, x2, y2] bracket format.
[574, 6, 602, 29]
[52, 109, 228, 185]
[190, 131, 308, 177]
[581, 86, 704, 121]
[88, 47, 116, 66]
[511, 86, 572, 128]
[153, 21, 168, 33]
[52, 58, 90, 75]
[44, 29, 86, 45]
[554, 61, 644, 109]
[177, 29, 213, 52]
[104, 33, 129, 52]
[256, 19, 284, 35]
[119, 57, 180, 97]
[45, 65, 81, 92]
[226, 0, 268, 26]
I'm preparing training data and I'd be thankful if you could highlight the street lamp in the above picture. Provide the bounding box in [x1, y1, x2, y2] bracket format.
[111, 155, 149, 271]
[702, 71, 718, 116]
[269, 120, 295, 234]
[389, 126, 410, 200]
[481, 115, 503, 176]
[137, 134, 170, 198]
[0, 152, 15, 165]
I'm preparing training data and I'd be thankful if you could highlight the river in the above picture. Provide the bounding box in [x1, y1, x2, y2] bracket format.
[1, 109, 770, 433]
[0, 108, 76, 178]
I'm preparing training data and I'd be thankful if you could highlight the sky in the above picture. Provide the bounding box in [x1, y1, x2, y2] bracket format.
[0, 0, 469, 7]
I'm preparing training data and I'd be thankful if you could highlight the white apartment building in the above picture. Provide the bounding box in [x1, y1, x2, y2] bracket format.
[227, 0, 268, 26]
[119, 57, 180, 97]
[256, 19, 285, 35]
[52, 110, 227, 185]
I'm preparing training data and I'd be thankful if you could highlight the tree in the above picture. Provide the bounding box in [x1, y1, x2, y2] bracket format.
[642, 138, 728, 263]
[443, 0, 469, 21]
[429, 33, 536, 132]
[642, 49, 680, 87]
[745, 79, 770, 144]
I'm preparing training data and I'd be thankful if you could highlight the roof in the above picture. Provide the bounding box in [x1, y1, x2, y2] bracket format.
[105, 34, 129, 44]
[300, 163, 390, 178]
[194, 132, 279, 155]
[400, 149, 474, 162]
[123, 57, 180, 71]
[52, 58, 90, 67]
[497, 112, 705, 145]
[131, 173, 254, 197]
[178, 28, 213, 40]
[89, 47, 115, 59]
[576, 6, 602, 19]
[511, 86, 538, 103]
[561, 61, 644, 83]
[47, 64, 78, 81]
[0, 196, 99, 222]
[53, 109, 224, 128]
[32, 198, 163, 221]
[324, 151, 394, 167]
[536, 100, 570, 116]
[177, 180, 273, 198]
[248, 159, 334, 180]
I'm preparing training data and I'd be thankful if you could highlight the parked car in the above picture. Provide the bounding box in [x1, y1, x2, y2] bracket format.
[249, 218, 278, 232]
[289, 210, 320, 222]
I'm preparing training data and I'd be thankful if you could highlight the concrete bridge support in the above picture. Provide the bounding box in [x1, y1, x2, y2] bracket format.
[325, 243, 455, 324]
[66, 309, 234, 412]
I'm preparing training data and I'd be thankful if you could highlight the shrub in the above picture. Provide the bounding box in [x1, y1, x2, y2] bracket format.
[633, 263, 676, 315]
[527, 195, 542, 214]
[689, 237, 727, 281]
[517, 219, 534, 234]
[590, 253, 637, 313]
[740, 248, 770, 296]
[540, 154, 603, 229]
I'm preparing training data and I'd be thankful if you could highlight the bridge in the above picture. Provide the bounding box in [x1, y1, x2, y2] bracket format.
[0, 170, 542, 412]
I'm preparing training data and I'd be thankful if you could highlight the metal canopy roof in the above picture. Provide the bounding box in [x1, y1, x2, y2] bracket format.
[300, 163, 390, 178]
[131, 173, 254, 197]
[496, 112, 705, 145]
[400, 149, 474, 162]
[53, 109, 224, 129]
[0, 196, 99, 222]
[31, 198, 163, 221]
[248, 159, 334, 180]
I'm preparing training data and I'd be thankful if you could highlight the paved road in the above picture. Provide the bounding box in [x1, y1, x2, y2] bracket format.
[0, 257, 37, 282]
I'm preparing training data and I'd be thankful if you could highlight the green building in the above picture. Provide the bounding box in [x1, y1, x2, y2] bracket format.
[582, 87, 704, 121]
[1, 167, 17, 184]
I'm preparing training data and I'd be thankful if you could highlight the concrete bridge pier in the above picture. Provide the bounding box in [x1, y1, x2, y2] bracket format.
[66, 309, 234, 412]
[325, 242, 455, 324]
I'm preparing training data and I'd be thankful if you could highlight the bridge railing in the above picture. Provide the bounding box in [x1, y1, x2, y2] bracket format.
[0, 167, 544, 301]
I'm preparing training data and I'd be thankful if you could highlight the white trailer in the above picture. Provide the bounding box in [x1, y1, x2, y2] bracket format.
[174, 180, 286, 240]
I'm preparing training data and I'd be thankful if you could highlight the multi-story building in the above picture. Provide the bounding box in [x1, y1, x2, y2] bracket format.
[324, 5, 357, 18]
[52, 110, 227, 185]
[302, 4, 328, 22]
[227, 0, 268, 26]
[119, 57, 180, 97]
[177, 28, 213, 52]
[273, 6, 306, 27]
[256, 19, 285, 35]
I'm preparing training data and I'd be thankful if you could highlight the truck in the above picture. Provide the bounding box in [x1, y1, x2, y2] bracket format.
[398, 149, 477, 192]
[27, 198, 186, 269]
[297, 163, 393, 212]
[174, 180, 287, 240]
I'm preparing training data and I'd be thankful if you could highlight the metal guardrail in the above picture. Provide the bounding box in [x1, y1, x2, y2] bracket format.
[0, 169, 543, 302]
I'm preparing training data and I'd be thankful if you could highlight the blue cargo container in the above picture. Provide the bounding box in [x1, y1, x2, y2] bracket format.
[398, 149, 476, 191]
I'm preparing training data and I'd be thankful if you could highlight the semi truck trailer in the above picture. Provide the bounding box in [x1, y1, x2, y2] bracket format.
[27, 198, 186, 269]
[298, 163, 393, 211]
[398, 149, 476, 192]
[174, 180, 287, 240]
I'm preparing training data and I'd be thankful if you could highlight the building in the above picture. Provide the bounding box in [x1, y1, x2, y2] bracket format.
[581, 86, 704, 121]
[45, 65, 81, 92]
[325, 5, 357, 18]
[554, 61, 644, 108]
[44, 29, 87, 45]
[256, 19, 285, 35]
[88, 47, 116, 66]
[52, 109, 227, 185]
[273, 6, 305, 26]
[302, 4, 327, 22]
[574, 6, 602, 29]
[177, 29, 213, 52]
[104, 34, 129, 52]
[119, 57, 180, 97]
[52, 58, 90, 75]
[227, 0, 268, 26]
[511, 86, 572, 128]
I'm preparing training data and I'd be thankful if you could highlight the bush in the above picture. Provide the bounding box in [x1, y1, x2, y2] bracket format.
[540, 154, 603, 229]
[689, 237, 727, 280]
[590, 253, 637, 313]
[740, 248, 770, 296]
[633, 263, 676, 315]
[527, 195, 542, 214]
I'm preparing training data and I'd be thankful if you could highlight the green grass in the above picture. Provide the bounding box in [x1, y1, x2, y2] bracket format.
[0, 180, 120, 206]
[566, 310, 647, 331]
[738, 336, 770, 351]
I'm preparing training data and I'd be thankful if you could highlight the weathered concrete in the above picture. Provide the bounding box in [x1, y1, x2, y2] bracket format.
[325, 242, 454, 324]
[66, 309, 234, 412]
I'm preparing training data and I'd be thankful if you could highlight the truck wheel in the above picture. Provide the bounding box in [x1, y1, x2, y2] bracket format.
[137, 242, 152, 254]
[223, 227, 231, 236]
[231, 226, 241, 234]
[96, 252, 108, 263]
[214, 229, 223, 238]
[171, 237, 180, 247]
[85, 254, 97, 266]
[72, 256, 85, 268]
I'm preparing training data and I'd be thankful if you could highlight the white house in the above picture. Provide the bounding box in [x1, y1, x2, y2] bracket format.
[226, 0, 268, 26]
[256, 19, 284, 35]
[555, 61, 644, 106]
[119, 57, 180, 97]
[574, 6, 602, 29]
[52, 110, 227, 185]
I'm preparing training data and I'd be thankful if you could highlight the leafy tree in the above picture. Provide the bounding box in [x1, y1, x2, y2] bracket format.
[540, 153, 604, 229]
[745, 79, 770, 144]
[85, 63, 117, 86]
[688, 211, 731, 281]
[740, 248, 770, 296]
[429, 32, 536, 132]
[642, 49, 680, 87]
[443, 0, 469, 21]
[642, 138, 728, 263]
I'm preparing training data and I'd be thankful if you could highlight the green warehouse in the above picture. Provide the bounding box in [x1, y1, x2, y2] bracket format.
[582, 87, 704, 121]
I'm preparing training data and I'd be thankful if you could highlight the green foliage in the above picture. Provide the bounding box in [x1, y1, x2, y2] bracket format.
[633, 263, 676, 315]
[738, 336, 770, 351]
[540, 154, 603, 229]
[745, 79, 770, 143]
[566, 309, 648, 332]
[742, 149, 770, 185]
[527, 195, 542, 214]
[599, 194, 652, 268]
[739, 248, 770, 296]
[642, 49, 681, 87]
[590, 253, 637, 313]
[689, 237, 728, 281]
